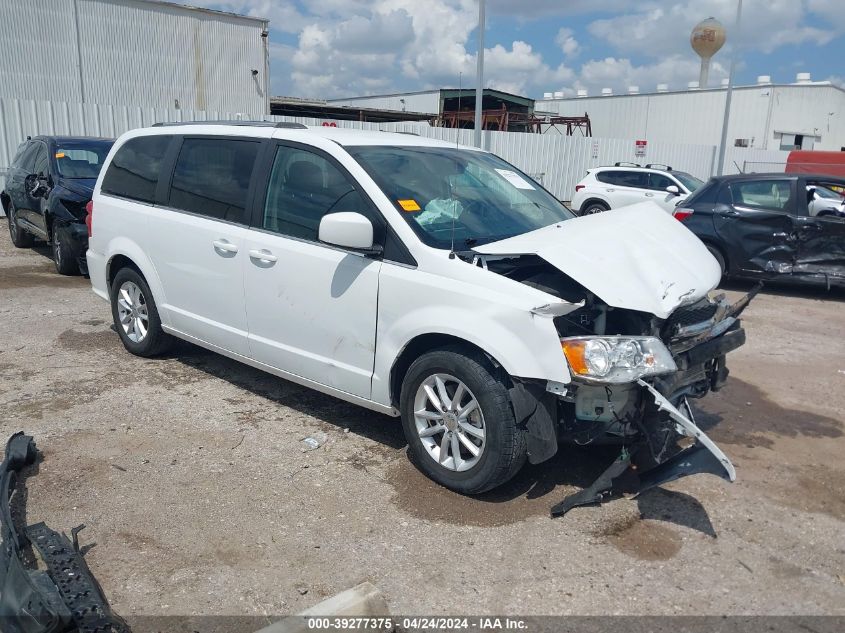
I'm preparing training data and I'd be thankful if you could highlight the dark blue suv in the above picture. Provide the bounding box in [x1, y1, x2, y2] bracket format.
[2, 136, 113, 274]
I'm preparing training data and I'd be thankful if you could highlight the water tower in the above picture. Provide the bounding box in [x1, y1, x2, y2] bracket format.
[691, 17, 726, 88]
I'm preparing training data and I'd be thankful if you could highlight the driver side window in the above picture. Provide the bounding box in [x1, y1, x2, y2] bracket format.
[32, 144, 49, 176]
[263, 145, 372, 242]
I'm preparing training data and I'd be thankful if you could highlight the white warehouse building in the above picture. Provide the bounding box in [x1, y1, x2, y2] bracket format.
[540, 75, 845, 152]
[0, 0, 270, 113]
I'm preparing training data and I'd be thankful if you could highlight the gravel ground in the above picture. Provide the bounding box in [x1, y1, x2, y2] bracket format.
[1, 226, 844, 621]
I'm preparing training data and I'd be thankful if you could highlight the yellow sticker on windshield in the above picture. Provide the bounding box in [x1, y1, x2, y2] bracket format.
[398, 199, 421, 212]
[55, 152, 66, 158]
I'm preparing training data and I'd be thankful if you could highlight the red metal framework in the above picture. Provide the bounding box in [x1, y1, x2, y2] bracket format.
[439, 106, 592, 136]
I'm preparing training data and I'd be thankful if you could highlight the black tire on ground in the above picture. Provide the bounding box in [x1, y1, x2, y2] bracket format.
[580, 201, 609, 215]
[706, 244, 726, 278]
[399, 346, 527, 495]
[110, 267, 172, 357]
[52, 225, 79, 275]
[7, 203, 35, 248]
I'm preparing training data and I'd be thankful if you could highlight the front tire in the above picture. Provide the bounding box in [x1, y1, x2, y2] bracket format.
[7, 203, 35, 247]
[399, 347, 526, 494]
[52, 226, 79, 275]
[110, 267, 172, 357]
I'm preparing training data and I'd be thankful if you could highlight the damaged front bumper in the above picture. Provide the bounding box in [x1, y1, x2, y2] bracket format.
[0, 432, 128, 633]
[550, 383, 736, 517]
[545, 287, 758, 517]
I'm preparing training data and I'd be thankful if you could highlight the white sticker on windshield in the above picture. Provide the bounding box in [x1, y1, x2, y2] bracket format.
[494, 168, 535, 190]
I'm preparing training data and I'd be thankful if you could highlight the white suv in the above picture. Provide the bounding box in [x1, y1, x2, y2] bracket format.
[86, 122, 745, 508]
[571, 164, 704, 215]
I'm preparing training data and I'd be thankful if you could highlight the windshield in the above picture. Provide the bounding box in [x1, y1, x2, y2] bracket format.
[347, 146, 574, 249]
[54, 141, 113, 179]
[812, 185, 844, 200]
[674, 171, 704, 192]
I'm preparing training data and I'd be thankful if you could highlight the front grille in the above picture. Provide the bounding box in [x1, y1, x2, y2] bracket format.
[663, 298, 717, 331]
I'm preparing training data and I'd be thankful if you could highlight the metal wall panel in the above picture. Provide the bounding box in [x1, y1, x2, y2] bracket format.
[544, 85, 845, 151]
[0, 0, 268, 114]
[0, 96, 790, 198]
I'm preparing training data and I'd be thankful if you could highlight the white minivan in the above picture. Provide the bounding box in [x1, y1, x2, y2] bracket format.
[87, 122, 749, 511]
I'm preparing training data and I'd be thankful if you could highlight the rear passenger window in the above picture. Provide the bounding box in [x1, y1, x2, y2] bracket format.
[101, 135, 172, 204]
[596, 170, 646, 188]
[167, 138, 259, 223]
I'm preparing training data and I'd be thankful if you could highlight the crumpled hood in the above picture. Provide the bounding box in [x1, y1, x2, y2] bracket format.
[474, 202, 721, 319]
[54, 177, 96, 200]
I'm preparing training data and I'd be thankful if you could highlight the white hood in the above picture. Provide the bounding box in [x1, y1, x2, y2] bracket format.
[475, 202, 721, 319]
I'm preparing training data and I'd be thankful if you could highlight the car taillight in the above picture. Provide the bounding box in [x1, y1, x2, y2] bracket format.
[575, 185, 585, 192]
[85, 200, 93, 237]
[673, 207, 693, 221]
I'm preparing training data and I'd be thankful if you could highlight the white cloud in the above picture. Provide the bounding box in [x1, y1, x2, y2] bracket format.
[190, 0, 843, 99]
[575, 55, 728, 94]
[587, 0, 837, 57]
[555, 28, 579, 58]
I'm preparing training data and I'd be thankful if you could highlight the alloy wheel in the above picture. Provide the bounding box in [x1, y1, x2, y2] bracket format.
[116, 281, 150, 343]
[413, 373, 486, 472]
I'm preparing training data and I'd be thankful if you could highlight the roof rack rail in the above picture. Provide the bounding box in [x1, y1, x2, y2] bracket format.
[614, 162, 641, 167]
[151, 120, 308, 129]
[645, 163, 672, 171]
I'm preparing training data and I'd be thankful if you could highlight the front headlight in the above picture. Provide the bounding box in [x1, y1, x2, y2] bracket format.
[560, 336, 677, 384]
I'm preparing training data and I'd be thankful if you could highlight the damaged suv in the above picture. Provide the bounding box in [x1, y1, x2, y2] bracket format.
[87, 123, 751, 506]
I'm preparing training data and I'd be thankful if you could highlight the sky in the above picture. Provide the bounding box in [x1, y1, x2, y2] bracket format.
[195, 0, 845, 101]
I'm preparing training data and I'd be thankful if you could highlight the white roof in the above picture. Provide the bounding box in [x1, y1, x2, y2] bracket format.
[128, 123, 478, 150]
[282, 126, 476, 149]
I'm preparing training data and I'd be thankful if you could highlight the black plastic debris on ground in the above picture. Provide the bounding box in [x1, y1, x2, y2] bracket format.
[0, 431, 129, 633]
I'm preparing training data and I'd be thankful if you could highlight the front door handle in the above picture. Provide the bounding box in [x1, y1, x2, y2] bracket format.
[212, 239, 238, 254]
[644, 192, 654, 197]
[249, 249, 278, 263]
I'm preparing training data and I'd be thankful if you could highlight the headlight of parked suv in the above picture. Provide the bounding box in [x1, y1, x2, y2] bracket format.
[560, 336, 677, 384]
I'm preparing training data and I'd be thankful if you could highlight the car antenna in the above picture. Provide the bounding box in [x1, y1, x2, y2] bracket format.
[449, 73, 462, 259]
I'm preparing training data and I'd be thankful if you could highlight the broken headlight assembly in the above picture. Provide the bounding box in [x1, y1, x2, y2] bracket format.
[560, 336, 677, 384]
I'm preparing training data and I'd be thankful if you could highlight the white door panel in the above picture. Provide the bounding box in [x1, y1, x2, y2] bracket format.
[244, 233, 381, 398]
[146, 211, 250, 355]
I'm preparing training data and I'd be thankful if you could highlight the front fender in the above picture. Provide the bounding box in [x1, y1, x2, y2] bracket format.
[371, 265, 571, 407]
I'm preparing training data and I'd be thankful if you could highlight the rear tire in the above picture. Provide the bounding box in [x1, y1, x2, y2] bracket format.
[399, 346, 526, 494]
[7, 203, 34, 247]
[110, 267, 172, 357]
[580, 201, 609, 215]
[52, 226, 79, 275]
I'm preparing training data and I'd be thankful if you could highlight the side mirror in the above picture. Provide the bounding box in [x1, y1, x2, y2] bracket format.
[318, 212, 381, 255]
[665, 185, 680, 196]
[25, 174, 49, 198]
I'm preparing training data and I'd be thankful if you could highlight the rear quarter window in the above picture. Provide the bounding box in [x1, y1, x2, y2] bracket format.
[101, 135, 173, 204]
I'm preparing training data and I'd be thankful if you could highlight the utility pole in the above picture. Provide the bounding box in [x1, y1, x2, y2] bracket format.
[716, 0, 743, 176]
[474, 0, 485, 148]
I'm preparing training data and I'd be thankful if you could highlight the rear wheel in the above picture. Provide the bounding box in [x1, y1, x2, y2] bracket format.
[110, 267, 172, 357]
[581, 200, 609, 215]
[399, 347, 526, 494]
[52, 226, 79, 275]
[7, 203, 34, 247]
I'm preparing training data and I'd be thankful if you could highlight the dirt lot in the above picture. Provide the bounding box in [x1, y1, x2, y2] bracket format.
[1, 226, 844, 621]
